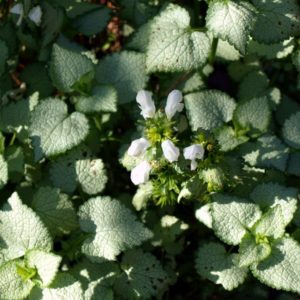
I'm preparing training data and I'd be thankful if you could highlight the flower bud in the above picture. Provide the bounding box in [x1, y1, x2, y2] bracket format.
[136, 90, 156, 119]
[161, 140, 180, 163]
[165, 90, 184, 120]
[183, 144, 205, 170]
[130, 161, 152, 185]
[128, 137, 150, 157]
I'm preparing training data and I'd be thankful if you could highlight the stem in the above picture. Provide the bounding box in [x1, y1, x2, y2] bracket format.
[9, 132, 16, 146]
[208, 37, 219, 65]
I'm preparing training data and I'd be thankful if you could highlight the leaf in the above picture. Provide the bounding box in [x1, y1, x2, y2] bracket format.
[185, 90, 236, 131]
[0, 260, 35, 300]
[253, 205, 286, 239]
[132, 181, 153, 211]
[75, 158, 108, 195]
[0, 154, 8, 190]
[31, 186, 78, 236]
[119, 0, 158, 26]
[195, 204, 213, 229]
[234, 96, 271, 134]
[0, 97, 37, 133]
[252, 0, 300, 44]
[96, 51, 148, 103]
[238, 71, 269, 100]
[248, 38, 295, 59]
[236, 234, 271, 267]
[240, 135, 289, 171]
[196, 242, 248, 291]
[29, 98, 89, 161]
[282, 111, 300, 149]
[71, 259, 118, 299]
[251, 238, 300, 294]
[49, 44, 94, 93]
[78, 197, 153, 262]
[26, 250, 61, 287]
[50, 149, 107, 195]
[250, 183, 298, 227]
[206, 0, 256, 54]
[73, 7, 110, 36]
[146, 4, 210, 73]
[41, 1, 64, 47]
[20, 63, 54, 99]
[0, 39, 8, 76]
[0, 193, 52, 262]
[211, 194, 262, 245]
[5, 146, 24, 180]
[29, 273, 84, 300]
[287, 153, 300, 176]
[115, 249, 168, 299]
[215, 126, 249, 152]
[74, 85, 117, 114]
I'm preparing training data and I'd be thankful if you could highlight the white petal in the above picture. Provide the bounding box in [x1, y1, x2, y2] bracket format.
[130, 161, 151, 185]
[183, 144, 204, 161]
[165, 90, 183, 119]
[10, 3, 24, 15]
[128, 137, 150, 157]
[136, 90, 156, 119]
[190, 159, 198, 171]
[161, 140, 180, 163]
[28, 6, 42, 26]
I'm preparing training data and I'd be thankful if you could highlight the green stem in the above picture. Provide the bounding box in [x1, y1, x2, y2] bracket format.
[208, 37, 219, 65]
[9, 132, 16, 146]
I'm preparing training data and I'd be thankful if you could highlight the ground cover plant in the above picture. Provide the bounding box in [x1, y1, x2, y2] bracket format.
[0, 0, 300, 299]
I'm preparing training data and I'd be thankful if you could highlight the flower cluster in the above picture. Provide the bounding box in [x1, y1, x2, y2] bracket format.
[128, 90, 205, 185]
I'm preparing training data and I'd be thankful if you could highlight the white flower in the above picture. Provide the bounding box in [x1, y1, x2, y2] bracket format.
[10, 4, 42, 26]
[183, 144, 205, 170]
[28, 6, 42, 26]
[130, 161, 151, 185]
[136, 90, 156, 119]
[128, 137, 150, 157]
[161, 140, 180, 163]
[165, 90, 184, 120]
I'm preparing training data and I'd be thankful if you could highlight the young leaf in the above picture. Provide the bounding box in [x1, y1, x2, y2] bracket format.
[0, 260, 35, 300]
[78, 197, 153, 262]
[185, 90, 236, 131]
[250, 183, 298, 227]
[282, 111, 300, 149]
[0, 154, 8, 190]
[29, 99, 89, 161]
[252, 0, 300, 44]
[253, 205, 286, 239]
[0, 193, 52, 261]
[75, 158, 108, 195]
[236, 234, 271, 268]
[215, 126, 249, 152]
[49, 44, 94, 93]
[96, 51, 148, 103]
[234, 96, 271, 134]
[25, 250, 62, 287]
[196, 242, 248, 291]
[146, 4, 210, 73]
[50, 149, 107, 195]
[74, 85, 117, 114]
[31, 186, 78, 236]
[206, 0, 256, 54]
[28, 273, 84, 300]
[251, 238, 300, 294]
[211, 194, 262, 245]
[115, 249, 168, 299]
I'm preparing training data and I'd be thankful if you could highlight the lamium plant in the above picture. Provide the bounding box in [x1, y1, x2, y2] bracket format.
[0, 0, 300, 299]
